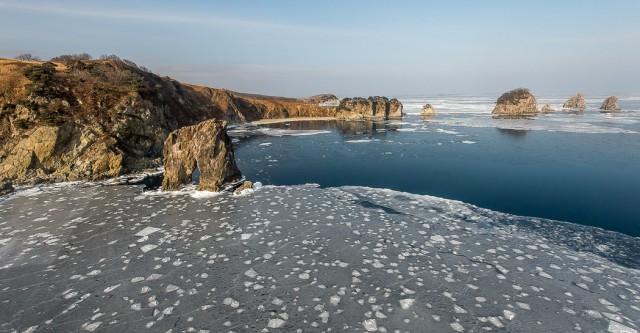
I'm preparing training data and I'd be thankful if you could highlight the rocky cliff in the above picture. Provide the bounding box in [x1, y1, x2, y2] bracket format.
[0, 58, 336, 184]
[335, 96, 403, 120]
[563, 93, 586, 110]
[491, 88, 539, 115]
[162, 119, 241, 192]
[600, 96, 621, 111]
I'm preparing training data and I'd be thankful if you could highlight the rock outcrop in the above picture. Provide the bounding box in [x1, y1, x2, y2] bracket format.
[161, 119, 241, 192]
[600, 96, 621, 111]
[563, 93, 586, 110]
[335, 97, 403, 120]
[491, 88, 539, 115]
[421, 104, 436, 118]
[0, 58, 337, 184]
[0, 181, 13, 195]
[301, 94, 340, 106]
[541, 104, 555, 113]
[234, 181, 253, 195]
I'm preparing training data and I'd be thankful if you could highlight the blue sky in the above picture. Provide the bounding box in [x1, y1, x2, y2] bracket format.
[1, 1, 639, 97]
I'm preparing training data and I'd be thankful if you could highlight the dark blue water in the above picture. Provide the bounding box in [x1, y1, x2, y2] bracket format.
[231, 97, 640, 237]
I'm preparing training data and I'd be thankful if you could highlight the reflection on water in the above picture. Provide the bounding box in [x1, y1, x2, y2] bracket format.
[496, 128, 528, 138]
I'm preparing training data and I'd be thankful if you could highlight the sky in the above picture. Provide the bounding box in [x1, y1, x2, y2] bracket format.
[1, 0, 639, 97]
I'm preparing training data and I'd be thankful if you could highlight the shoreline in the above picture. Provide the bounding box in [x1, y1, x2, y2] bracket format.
[247, 116, 336, 125]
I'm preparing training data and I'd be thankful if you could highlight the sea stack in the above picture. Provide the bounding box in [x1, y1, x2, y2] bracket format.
[335, 96, 403, 120]
[421, 104, 436, 118]
[541, 104, 555, 113]
[491, 88, 539, 116]
[162, 119, 242, 192]
[563, 93, 586, 110]
[599, 96, 621, 111]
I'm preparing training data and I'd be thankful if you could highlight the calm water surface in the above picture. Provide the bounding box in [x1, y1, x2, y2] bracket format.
[231, 95, 640, 237]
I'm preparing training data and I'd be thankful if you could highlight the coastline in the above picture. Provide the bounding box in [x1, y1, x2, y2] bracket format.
[247, 116, 337, 125]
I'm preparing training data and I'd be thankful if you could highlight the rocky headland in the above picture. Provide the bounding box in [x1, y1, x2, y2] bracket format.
[0, 58, 337, 185]
[335, 96, 403, 120]
[491, 88, 539, 116]
[563, 93, 586, 110]
[600, 96, 621, 111]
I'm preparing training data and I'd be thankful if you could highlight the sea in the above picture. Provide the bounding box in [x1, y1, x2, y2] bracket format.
[230, 94, 640, 238]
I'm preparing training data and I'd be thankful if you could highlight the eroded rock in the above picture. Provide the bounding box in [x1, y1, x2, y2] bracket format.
[563, 93, 586, 110]
[541, 104, 555, 113]
[491, 88, 539, 115]
[0, 181, 14, 195]
[421, 104, 436, 119]
[161, 119, 241, 192]
[336, 97, 403, 120]
[600, 96, 621, 111]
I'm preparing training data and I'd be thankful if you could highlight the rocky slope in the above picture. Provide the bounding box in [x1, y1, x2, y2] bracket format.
[563, 93, 586, 110]
[162, 119, 241, 192]
[491, 88, 539, 115]
[600, 96, 621, 111]
[335, 96, 403, 120]
[0, 58, 336, 184]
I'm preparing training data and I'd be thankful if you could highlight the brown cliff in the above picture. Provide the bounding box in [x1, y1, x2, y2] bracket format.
[563, 93, 586, 110]
[0, 58, 336, 184]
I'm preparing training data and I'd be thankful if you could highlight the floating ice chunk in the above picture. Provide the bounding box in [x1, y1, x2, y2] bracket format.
[363, 319, 377, 331]
[346, 139, 372, 143]
[103, 284, 120, 293]
[245, 268, 258, 278]
[135, 227, 161, 237]
[165, 285, 179, 293]
[608, 321, 636, 333]
[272, 297, 284, 306]
[241, 233, 252, 240]
[147, 273, 163, 280]
[268, 318, 286, 328]
[503, 310, 516, 320]
[299, 272, 310, 280]
[430, 235, 445, 243]
[399, 299, 415, 310]
[450, 322, 464, 332]
[330, 295, 341, 306]
[139, 244, 157, 253]
[462, 140, 476, 144]
[84, 322, 102, 332]
[259, 142, 272, 146]
[454, 305, 467, 314]
[223, 297, 240, 308]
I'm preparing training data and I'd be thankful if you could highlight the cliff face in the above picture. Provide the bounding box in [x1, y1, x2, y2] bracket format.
[335, 96, 403, 120]
[0, 59, 336, 184]
[491, 88, 539, 115]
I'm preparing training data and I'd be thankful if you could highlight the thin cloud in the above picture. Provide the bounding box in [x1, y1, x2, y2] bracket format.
[0, 2, 363, 36]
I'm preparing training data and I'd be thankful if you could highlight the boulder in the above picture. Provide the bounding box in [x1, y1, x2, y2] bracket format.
[234, 181, 253, 195]
[541, 104, 555, 113]
[563, 93, 586, 110]
[600, 96, 621, 111]
[161, 119, 241, 192]
[491, 88, 539, 115]
[0, 181, 14, 195]
[421, 104, 436, 118]
[335, 96, 403, 120]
